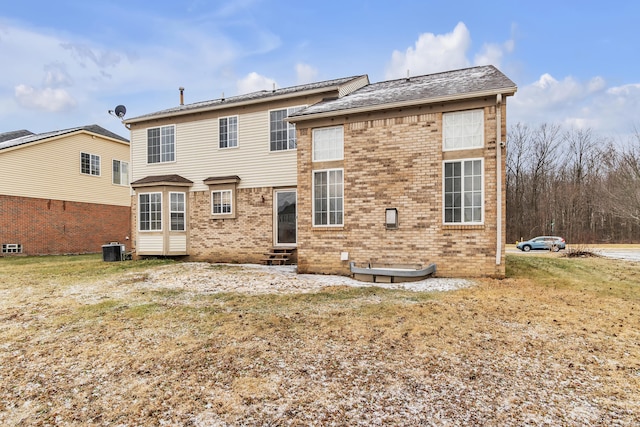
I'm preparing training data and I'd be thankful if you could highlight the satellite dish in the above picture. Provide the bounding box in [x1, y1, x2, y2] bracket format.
[114, 105, 127, 119]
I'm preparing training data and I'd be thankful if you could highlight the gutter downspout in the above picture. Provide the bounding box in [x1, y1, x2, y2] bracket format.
[496, 94, 503, 265]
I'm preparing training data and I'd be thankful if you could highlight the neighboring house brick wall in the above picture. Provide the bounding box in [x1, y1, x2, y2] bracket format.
[0, 195, 131, 256]
[296, 102, 507, 278]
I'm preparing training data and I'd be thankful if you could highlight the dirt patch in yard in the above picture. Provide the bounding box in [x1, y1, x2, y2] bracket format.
[0, 256, 639, 426]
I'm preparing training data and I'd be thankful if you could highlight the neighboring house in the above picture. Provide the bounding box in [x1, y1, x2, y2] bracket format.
[0, 125, 131, 256]
[125, 65, 516, 278]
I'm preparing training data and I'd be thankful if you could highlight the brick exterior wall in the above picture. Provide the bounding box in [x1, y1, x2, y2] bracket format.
[183, 187, 277, 263]
[296, 102, 507, 278]
[0, 195, 131, 256]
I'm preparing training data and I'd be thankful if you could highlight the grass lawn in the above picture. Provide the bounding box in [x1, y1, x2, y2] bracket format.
[0, 254, 638, 426]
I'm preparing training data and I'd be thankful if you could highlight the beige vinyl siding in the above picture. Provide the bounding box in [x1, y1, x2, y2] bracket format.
[137, 234, 164, 253]
[338, 75, 369, 97]
[169, 234, 187, 252]
[0, 133, 130, 206]
[131, 110, 298, 192]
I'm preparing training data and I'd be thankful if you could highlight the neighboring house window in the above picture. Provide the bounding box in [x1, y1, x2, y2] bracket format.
[112, 160, 129, 185]
[313, 169, 343, 226]
[270, 106, 305, 151]
[139, 192, 162, 231]
[444, 159, 483, 224]
[219, 116, 238, 148]
[147, 125, 175, 163]
[212, 190, 232, 214]
[313, 126, 344, 161]
[80, 152, 100, 176]
[443, 109, 484, 150]
[170, 192, 186, 231]
[2, 244, 22, 254]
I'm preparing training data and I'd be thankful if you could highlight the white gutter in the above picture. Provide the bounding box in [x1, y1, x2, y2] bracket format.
[496, 94, 503, 265]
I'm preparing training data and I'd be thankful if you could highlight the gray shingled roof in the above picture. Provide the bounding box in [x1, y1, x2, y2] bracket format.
[125, 75, 368, 123]
[289, 65, 517, 119]
[0, 125, 129, 151]
[0, 130, 33, 143]
[131, 174, 194, 186]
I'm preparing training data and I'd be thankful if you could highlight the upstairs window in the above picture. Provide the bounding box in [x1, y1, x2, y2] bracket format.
[443, 109, 484, 150]
[112, 160, 129, 185]
[147, 125, 175, 163]
[219, 116, 238, 148]
[270, 106, 305, 151]
[81, 152, 100, 176]
[313, 126, 344, 162]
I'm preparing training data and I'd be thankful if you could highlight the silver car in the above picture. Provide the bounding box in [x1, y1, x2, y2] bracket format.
[516, 236, 566, 252]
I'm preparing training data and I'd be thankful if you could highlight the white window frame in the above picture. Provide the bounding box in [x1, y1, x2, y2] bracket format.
[80, 152, 100, 176]
[169, 192, 186, 231]
[269, 105, 306, 151]
[219, 116, 239, 149]
[112, 159, 129, 186]
[443, 158, 484, 224]
[443, 109, 484, 151]
[313, 126, 344, 162]
[138, 192, 162, 231]
[313, 168, 344, 227]
[2, 243, 22, 254]
[211, 190, 232, 215]
[147, 125, 176, 164]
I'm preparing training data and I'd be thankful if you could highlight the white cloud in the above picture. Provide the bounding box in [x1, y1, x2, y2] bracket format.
[237, 72, 277, 94]
[473, 38, 514, 68]
[295, 63, 318, 85]
[510, 74, 640, 137]
[43, 62, 73, 87]
[386, 21, 516, 79]
[14, 84, 77, 112]
[385, 22, 471, 79]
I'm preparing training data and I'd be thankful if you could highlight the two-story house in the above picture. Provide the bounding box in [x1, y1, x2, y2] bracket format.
[125, 65, 516, 277]
[0, 125, 131, 256]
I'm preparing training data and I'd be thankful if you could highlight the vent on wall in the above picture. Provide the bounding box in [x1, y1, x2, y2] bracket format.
[2, 243, 22, 254]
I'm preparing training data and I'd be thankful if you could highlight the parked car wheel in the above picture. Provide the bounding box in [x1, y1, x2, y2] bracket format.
[552, 245, 560, 252]
[522, 245, 531, 252]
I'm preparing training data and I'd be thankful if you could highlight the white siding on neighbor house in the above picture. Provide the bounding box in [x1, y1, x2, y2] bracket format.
[137, 234, 164, 253]
[131, 110, 297, 192]
[0, 133, 130, 206]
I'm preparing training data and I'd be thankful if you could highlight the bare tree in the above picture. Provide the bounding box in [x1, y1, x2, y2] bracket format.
[604, 131, 640, 223]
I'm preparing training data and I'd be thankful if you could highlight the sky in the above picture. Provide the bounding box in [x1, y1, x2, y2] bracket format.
[1, 0, 639, 142]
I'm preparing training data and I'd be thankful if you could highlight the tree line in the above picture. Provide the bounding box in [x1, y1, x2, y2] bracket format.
[506, 123, 640, 244]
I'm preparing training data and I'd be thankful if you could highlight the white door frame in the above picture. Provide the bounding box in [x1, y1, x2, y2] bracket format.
[273, 189, 297, 247]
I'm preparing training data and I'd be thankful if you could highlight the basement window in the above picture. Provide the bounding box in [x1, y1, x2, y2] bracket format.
[2, 244, 22, 254]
